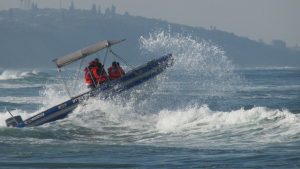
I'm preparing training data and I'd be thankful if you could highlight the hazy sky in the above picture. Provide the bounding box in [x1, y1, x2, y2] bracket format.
[1, 0, 299, 46]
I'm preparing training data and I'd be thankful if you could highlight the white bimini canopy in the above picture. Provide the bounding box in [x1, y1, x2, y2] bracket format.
[53, 39, 125, 68]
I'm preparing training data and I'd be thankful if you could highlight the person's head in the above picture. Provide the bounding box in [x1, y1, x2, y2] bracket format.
[112, 61, 118, 68]
[90, 58, 102, 67]
[89, 60, 96, 67]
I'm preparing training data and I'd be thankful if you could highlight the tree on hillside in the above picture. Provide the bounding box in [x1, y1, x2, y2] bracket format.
[91, 4, 97, 14]
[69, 1, 74, 11]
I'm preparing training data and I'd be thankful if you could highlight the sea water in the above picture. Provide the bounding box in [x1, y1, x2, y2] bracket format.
[0, 32, 299, 168]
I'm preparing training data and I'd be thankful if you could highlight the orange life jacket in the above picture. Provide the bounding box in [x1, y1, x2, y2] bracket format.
[91, 66, 108, 85]
[84, 67, 93, 85]
[108, 66, 125, 80]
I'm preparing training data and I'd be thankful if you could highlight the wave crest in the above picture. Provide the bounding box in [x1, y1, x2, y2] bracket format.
[156, 105, 298, 133]
[0, 70, 39, 80]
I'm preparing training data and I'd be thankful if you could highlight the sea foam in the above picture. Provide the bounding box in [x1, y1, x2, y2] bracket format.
[0, 69, 39, 80]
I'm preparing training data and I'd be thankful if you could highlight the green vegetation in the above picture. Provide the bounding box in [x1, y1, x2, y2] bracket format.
[0, 7, 299, 68]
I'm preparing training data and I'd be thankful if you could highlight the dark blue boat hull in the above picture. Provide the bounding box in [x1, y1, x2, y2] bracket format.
[14, 54, 173, 128]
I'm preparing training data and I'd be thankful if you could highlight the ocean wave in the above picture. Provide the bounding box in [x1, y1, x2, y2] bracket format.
[238, 94, 298, 100]
[0, 83, 42, 89]
[0, 83, 299, 148]
[0, 69, 39, 80]
[241, 85, 300, 91]
[57, 97, 300, 148]
[239, 66, 300, 71]
[1, 97, 299, 148]
[0, 96, 44, 104]
[155, 105, 298, 133]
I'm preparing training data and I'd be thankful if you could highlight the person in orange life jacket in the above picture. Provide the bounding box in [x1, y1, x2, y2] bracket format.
[84, 60, 97, 89]
[108, 61, 125, 80]
[84, 59, 108, 89]
[91, 59, 108, 85]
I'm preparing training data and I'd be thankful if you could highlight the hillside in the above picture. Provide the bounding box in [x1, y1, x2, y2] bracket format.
[0, 8, 299, 68]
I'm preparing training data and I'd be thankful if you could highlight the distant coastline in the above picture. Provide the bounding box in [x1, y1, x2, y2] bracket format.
[0, 7, 299, 68]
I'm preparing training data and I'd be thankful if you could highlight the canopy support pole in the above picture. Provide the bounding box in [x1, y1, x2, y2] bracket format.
[109, 49, 136, 70]
[71, 58, 84, 92]
[102, 48, 109, 72]
[57, 68, 72, 98]
[88, 66, 97, 88]
[96, 48, 110, 86]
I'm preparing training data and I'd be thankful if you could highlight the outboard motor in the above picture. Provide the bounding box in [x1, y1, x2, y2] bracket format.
[6, 116, 24, 127]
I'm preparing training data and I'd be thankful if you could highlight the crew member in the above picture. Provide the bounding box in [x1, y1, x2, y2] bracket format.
[92, 59, 108, 85]
[84, 58, 108, 89]
[84, 61, 96, 89]
[108, 61, 125, 80]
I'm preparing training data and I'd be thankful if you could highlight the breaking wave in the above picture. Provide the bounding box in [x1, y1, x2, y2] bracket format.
[63, 99, 300, 148]
[0, 96, 43, 104]
[1, 96, 299, 148]
[0, 69, 39, 80]
[241, 66, 300, 70]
